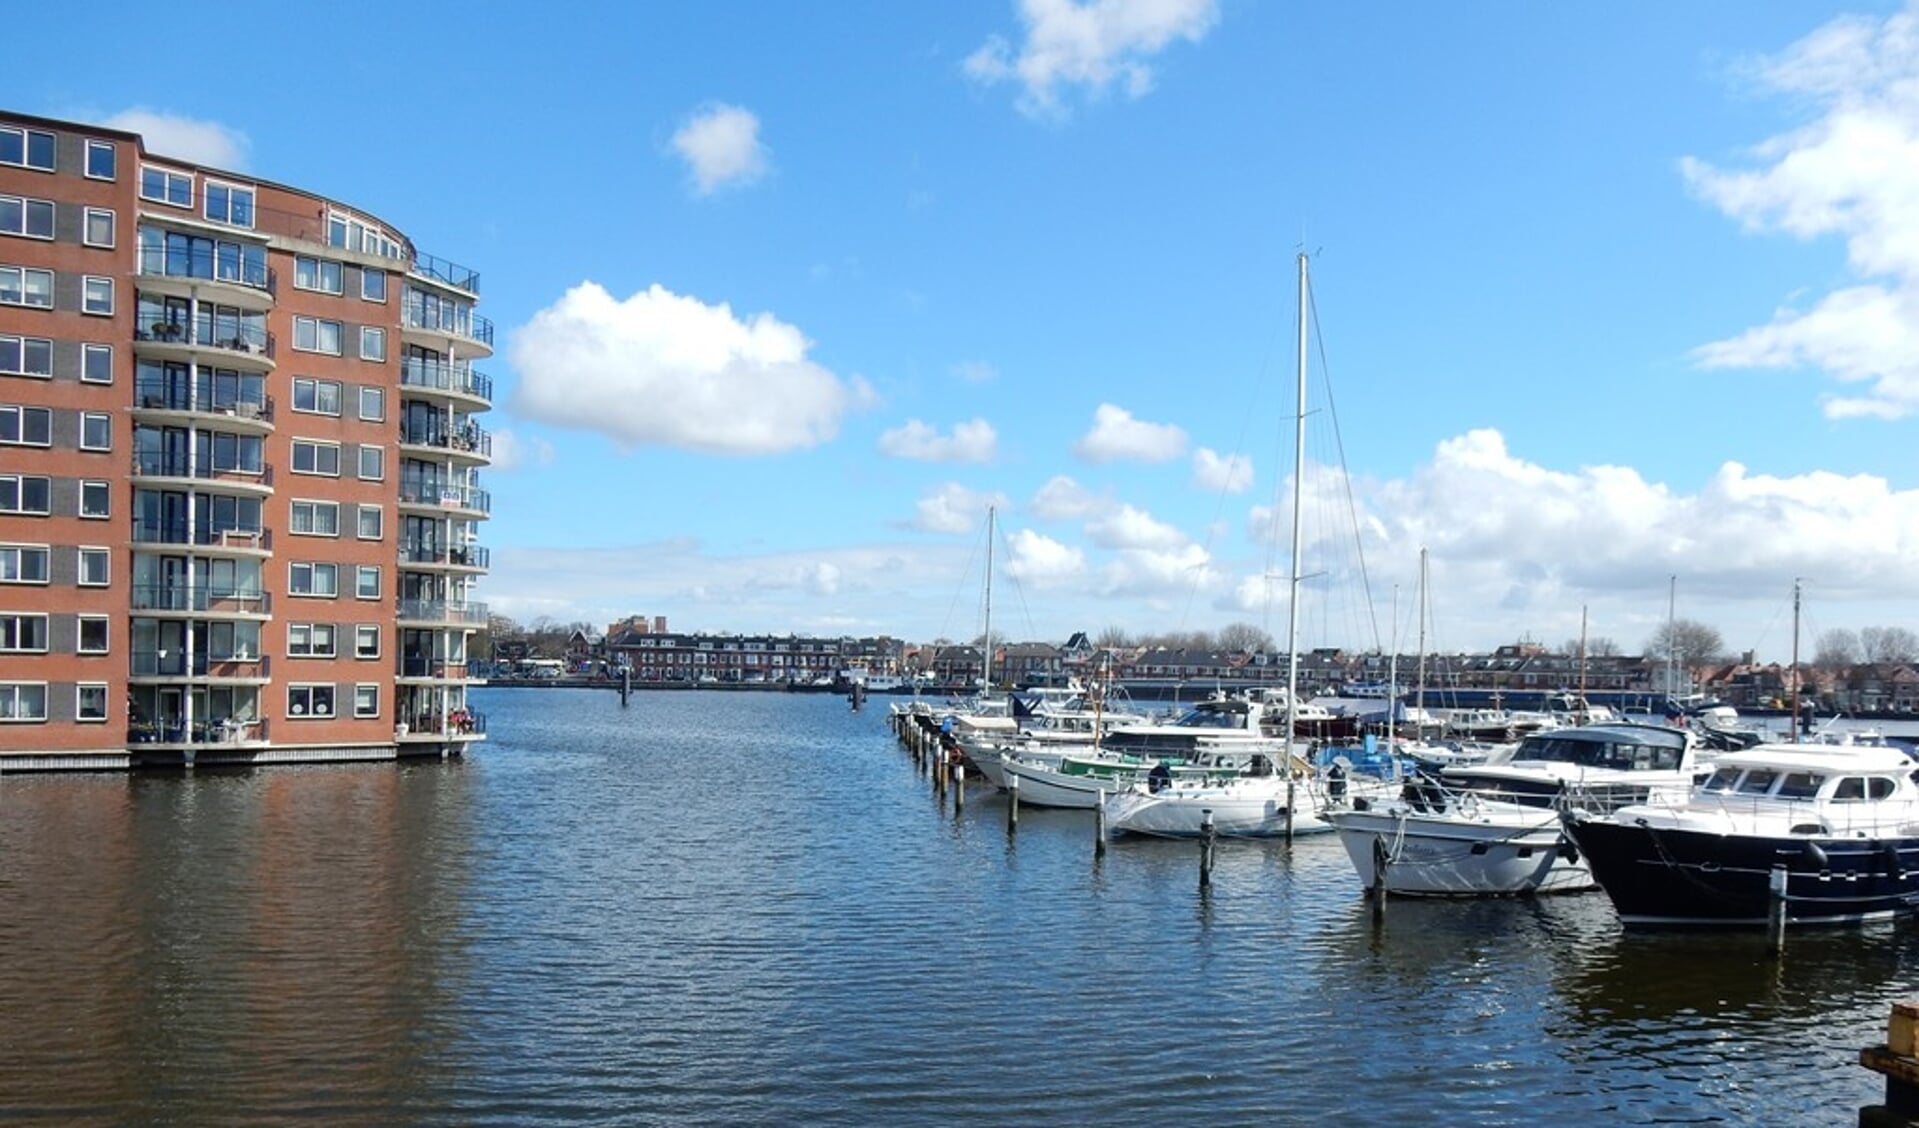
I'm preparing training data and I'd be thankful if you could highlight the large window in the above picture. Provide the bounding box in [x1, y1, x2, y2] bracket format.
[0, 614, 49, 653]
[288, 623, 337, 658]
[287, 684, 336, 719]
[0, 195, 54, 240]
[291, 440, 341, 477]
[204, 182, 255, 228]
[0, 334, 51, 377]
[292, 316, 343, 356]
[138, 226, 267, 290]
[294, 256, 344, 295]
[0, 683, 48, 721]
[290, 500, 340, 536]
[140, 166, 192, 207]
[0, 265, 53, 308]
[0, 405, 51, 446]
[293, 378, 342, 416]
[0, 545, 49, 583]
[0, 128, 55, 172]
[289, 562, 339, 597]
[0, 476, 51, 515]
[84, 140, 115, 181]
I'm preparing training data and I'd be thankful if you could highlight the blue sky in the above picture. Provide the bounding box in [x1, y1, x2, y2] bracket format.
[20, 0, 1919, 660]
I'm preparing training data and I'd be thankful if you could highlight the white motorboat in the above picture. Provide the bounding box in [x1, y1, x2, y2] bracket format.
[1103, 758, 1399, 838]
[999, 746, 1274, 810]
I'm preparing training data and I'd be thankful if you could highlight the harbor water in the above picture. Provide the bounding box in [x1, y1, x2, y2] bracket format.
[1, 688, 1914, 1125]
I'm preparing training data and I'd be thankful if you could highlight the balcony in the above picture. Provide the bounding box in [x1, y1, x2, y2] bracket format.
[399, 421, 491, 463]
[397, 599, 489, 626]
[409, 252, 481, 296]
[398, 542, 490, 570]
[401, 306, 493, 357]
[397, 657, 475, 680]
[137, 246, 275, 310]
[129, 649, 271, 679]
[130, 584, 271, 615]
[132, 381, 274, 429]
[397, 480, 490, 515]
[134, 322, 276, 371]
[399, 357, 493, 406]
[398, 708, 486, 740]
[131, 454, 274, 496]
[132, 520, 273, 554]
[128, 717, 271, 746]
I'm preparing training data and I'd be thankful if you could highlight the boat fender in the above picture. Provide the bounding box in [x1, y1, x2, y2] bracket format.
[1800, 839, 1830, 873]
[1557, 840, 1579, 864]
[1882, 840, 1905, 880]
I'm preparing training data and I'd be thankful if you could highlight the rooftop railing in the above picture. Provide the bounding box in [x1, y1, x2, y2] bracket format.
[410, 252, 480, 295]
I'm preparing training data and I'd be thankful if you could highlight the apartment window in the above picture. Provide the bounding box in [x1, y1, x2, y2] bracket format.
[140, 166, 192, 207]
[360, 327, 386, 362]
[287, 684, 335, 718]
[354, 624, 381, 659]
[0, 683, 47, 721]
[76, 683, 108, 722]
[292, 316, 342, 355]
[0, 128, 55, 172]
[362, 268, 387, 302]
[0, 545, 49, 583]
[83, 208, 114, 248]
[0, 335, 52, 377]
[359, 386, 385, 422]
[0, 195, 55, 240]
[0, 614, 49, 653]
[80, 344, 112, 383]
[357, 505, 382, 540]
[85, 140, 115, 180]
[291, 440, 341, 477]
[0, 265, 53, 308]
[0, 476, 51, 515]
[289, 500, 340, 537]
[79, 412, 111, 451]
[294, 256, 343, 295]
[288, 561, 338, 597]
[77, 547, 109, 586]
[82, 276, 113, 316]
[204, 182, 255, 228]
[354, 683, 380, 718]
[77, 615, 108, 654]
[292, 378, 342, 416]
[355, 565, 381, 600]
[288, 623, 337, 658]
[0, 405, 51, 446]
[357, 445, 384, 481]
[79, 480, 110, 518]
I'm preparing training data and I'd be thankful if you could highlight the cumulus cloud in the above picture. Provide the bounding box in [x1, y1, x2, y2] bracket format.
[964, 0, 1219, 118]
[1683, 4, 1919, 418]
[1192, 447, 1253, 493]
[488, 428, 556, 471]
[1029, 475, 1103, 520]
[1003, 529, 1086, 586]
[102, 109, 249, 169]
[878, 418, 998, 463]
[671, 103, 769, 194]
[1099, 544, 1219, 597]
[1085, 503, 1187, 550]
[911, 483, 1010, 534]
[1072, 403, 1188, 463]
[507, 282, 870, 455]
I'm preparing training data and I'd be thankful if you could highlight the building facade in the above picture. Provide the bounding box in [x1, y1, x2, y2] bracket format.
[0, 111, 491, 768]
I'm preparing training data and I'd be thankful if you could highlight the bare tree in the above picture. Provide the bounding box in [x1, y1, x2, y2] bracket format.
[1095, 625, 1132, 648]
[1217, 621, 1275, 653]
[1862, 626, 1919, 663]
[1815, 628, 1860, 670]
[1645, 618, 1726, 671]
[1559, 636, 1619, 658]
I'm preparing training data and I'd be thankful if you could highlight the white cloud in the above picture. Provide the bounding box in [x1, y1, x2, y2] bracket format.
[1192, 447, 1253, 493]
[1072, 403, 1188, 463]
[1003, 529, 1086, 587]
[951, 360, 998, 383]
[671, 103, 769, 194]
[1683, 4, 1919, 418]
[1085, 503, 1187, 550]
[1029, 475, 1103, 520]
[964, 0, 1220, 118]
[911, 483, 1010, 534]
[878, 418, 998, 463]
[1099, 544, 1219, 597]
[507, 282, 870, 455]
[489, 428, 556, 471]
[102, 109, 249, 169]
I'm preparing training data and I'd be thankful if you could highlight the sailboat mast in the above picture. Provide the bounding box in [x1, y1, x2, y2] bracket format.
[1578, 604, 1589, 721]
[1789, 578, 1801, 742]
[1666, 574, 1677, 699]
[1284, 252, 1307, 751]
[1387, 583, 1398, 740]
[1415, 548, 1429, 720]
[983, 506, 996, 690]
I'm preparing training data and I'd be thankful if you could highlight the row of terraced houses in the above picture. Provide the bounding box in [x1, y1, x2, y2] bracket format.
[0, 111, 492, 770]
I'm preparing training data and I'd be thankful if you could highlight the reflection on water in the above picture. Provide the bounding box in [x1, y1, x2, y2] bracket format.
[0, 688, 1909, 1125]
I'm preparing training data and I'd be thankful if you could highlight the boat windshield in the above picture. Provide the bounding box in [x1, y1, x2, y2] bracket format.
[1175, 706, 1249, 730]
[1775, 771, 1823, 799]
[1702, 767, 1742, 793]
[1515, 734, 1682, 771]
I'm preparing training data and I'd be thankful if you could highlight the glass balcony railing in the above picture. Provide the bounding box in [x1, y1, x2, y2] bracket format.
[129, 650, 270, 677]
[128, 717, 271, 745]
[132, 520, 272, 551]
[130, 584, 270, 614]
[397, 480, 491, 513]
[397, 599, 489, 625]
[402, 306, 493, 348]
[134, 321, 275, 360]
[133, 379, 273, 420]
[399, 707, 485, 736]
[137, 245, 274, 293]
[398, 657, 473, 679]
[398, 543, 489, 569]
[399, 357, 493, 402]
[410, 252, 480, 295]
[399, 422, 491, 458]
[131, 454, 272, 488]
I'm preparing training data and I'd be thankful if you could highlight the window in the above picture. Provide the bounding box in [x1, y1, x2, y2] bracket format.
[0, 334, 52, 377]
[0, 545, 49, 583]
[140, 166, 192, 207]
[356, 565, 381, 600]
[82, 276, 113, 316]
[360, 327, 386, 362]
[85, 140, 115, 180]
[358, 445, 384, 481]
[77, 547, 108, 586]
[354, 684, 379, 718]
[76, 683, 107, 722]
[1834, 777, 1868, 801]
[354, 624, 381, 659]
[0, 195, 55, 240]
[81, 344, 112, 383]
[289, 561, 339, 597]
[287, 684, 335, 718]
[362, 268, 387, 302]
[292, 316, 343, 355]
[290, 500, 340, 536]
[291, 440, 341, 477]
[79, 480, 110, 518]
[0, 614, 49, 652]
[288, 623, 337, 657]
[77, 616, 108, 654]
[204, 182, 255, 228]
[292, 377, 342, 416]
[294, 256, 343, 295]
[0, 476, 51, 515]
[357, 505, 382, 540]
[79, 412, 111, 451]
[0, 265, 53, 308]
[0, 128, 55, 172]
[83, 208, 114, 248]
[0, 683, 47, 721]
[0, 405, 51, 446]
[359, 386, 385, 421]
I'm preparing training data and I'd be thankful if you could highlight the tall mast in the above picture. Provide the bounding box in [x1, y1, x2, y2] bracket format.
[1415, 547, 1429, 720]
[983, 506, 996, 690]
[1578, 604, 1589, 721]
[1387, 583, 1398, 740]
[1284, 253, 1308, 753]
[1666, 574, 1677, 699]
[1789, 578, 1802, 742]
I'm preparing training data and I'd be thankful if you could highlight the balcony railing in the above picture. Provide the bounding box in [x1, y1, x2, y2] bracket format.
[398, 543, 490, 569]
[399, 422, 491, 458]
[129, 650, 270, 677]
[398, 657, 472, 679]
[410, 252, 480, 295]
[137, 246, 275, 294]
[400, 708, 485, 737]
[128, 717, 271, 745]
[397, 599, 489, 625]
[130, 584, 271, 614]
[397, 480, 491, 513]
[402, 306, 494, 348]
[131, 454, 272, 488]
[133, 380, 273, 421]
[132, 520, 272, 551]
[399, 357, 493, 402]
[135, 322, 276, 360]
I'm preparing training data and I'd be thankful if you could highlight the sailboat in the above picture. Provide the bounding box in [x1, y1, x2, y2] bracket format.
[1102, 254, 1397, 838]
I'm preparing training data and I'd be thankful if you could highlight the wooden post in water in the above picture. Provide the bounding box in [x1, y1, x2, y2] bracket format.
[953, 762, 966, 813]
[1285, 775, 1296, 843]
[1007, 772, 1020, 831]
[1768, 864, 1789, 954]
[1370, 835, 1391, 921]
[1860, 1000, 1919, 1127]
[620, 665, 631, 707]
[1199, 809, 1217, 889]
[1094, 788, 1108, 857]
